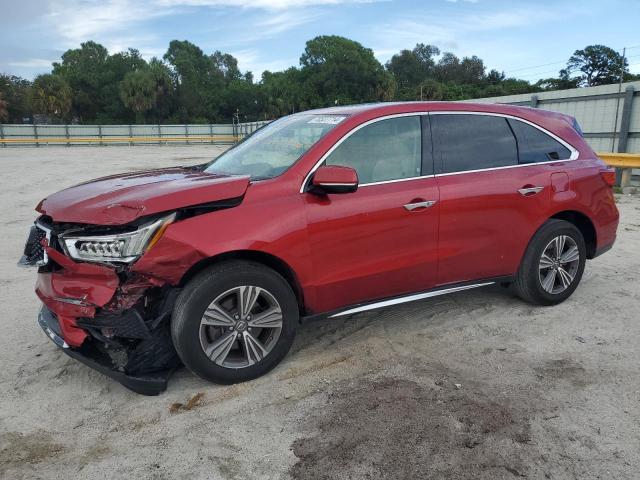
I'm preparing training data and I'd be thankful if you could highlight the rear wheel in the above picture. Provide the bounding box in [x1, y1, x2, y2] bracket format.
[514, 219, 586, 305]
[171, 261, 298, 384]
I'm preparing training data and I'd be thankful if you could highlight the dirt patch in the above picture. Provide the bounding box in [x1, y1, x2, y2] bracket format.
[534, 358, 588, 388]
[0, 431, 66, 474]
[278, 354, 352, 380]
[290, 376, 534, 480]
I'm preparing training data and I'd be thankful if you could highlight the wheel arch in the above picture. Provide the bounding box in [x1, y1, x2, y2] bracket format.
[549, 210, 597, 259]
[179, 250, 306, 315]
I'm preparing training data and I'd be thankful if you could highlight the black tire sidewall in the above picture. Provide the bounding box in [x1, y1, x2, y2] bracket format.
[172, 262, 298, 384]
[520, 220, 586, 305]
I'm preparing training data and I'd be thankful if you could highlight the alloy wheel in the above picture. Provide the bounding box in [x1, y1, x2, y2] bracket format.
[199, 286, 283, 368]
[538, 235, 580, 294]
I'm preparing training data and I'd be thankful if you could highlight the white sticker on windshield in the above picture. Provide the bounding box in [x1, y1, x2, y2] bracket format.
[308, 116, 346, 125]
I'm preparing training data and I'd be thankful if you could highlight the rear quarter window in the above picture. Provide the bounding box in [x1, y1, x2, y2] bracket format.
[507, 119, 572, 164]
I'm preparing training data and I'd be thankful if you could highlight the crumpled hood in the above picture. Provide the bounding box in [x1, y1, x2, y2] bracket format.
[37, 167, 250, 225]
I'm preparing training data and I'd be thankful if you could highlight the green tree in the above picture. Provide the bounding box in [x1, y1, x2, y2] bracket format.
[53, 42, 146, 122]
[386, 44, 440, 97]
[300, 35, 393, 106]
[535, 68, 580, 91]
[212, 51, 242, 83]
[416, 78, 445, 100]
[0, 74, 32, 122]
[434, 53, 486, 84]
[164, 40, 226, 122]
[147, 58, 175, 122]
[0, 92, 8, 122]
[260, 68, 306, 117]
[119, 69, 156, 123]
[100, 48, 147, 122]
[53, 41, 110, 120]
[30, 74, 72, 120]
[565, 45, 627, 87]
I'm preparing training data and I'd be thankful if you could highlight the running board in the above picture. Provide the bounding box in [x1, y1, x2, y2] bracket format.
[326, 282, 496, 319]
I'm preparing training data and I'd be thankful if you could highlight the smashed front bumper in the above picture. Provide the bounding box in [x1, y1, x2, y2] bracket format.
[22, 222, 182, 395]
[37, 305, 179, 396]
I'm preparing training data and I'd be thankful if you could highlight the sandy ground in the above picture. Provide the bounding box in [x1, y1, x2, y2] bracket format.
[0, 146, 639, 480]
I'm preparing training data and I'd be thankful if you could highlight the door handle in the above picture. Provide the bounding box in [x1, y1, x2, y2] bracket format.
[403, 200, 437, 211]
[518, 186, 544, 196]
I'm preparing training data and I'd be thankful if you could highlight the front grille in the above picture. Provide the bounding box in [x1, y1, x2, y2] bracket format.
[22, 224, 49, 265]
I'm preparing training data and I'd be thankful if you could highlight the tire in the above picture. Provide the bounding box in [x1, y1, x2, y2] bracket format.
[514, 219, 586, 306]
[171, 260, 298, 384]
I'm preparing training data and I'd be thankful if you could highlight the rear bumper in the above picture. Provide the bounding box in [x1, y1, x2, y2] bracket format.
[38, 306, 177, 396]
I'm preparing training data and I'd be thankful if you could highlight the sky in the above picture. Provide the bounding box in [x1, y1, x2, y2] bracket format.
[1, 0, 639, 82]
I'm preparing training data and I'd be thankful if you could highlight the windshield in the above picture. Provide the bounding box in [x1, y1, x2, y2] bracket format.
[204, 114, 347, 179]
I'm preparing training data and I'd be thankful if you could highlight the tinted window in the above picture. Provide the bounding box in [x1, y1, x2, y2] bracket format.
[325, 116, 422, 184]
[432, 114, 517, 174]
[508, 119, 572, 163]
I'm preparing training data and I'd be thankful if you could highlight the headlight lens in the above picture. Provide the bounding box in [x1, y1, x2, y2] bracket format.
[62, 214, 174, 263]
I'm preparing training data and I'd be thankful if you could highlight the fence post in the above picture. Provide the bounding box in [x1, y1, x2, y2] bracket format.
[530, 95, 539, 108]
[617, 86, 634, 153]
[128, 124, 133, 146]
[210, 123, 214, 144]
[98, 125, 103, 146]
[158, 123, 162, 146]
[616, 86, 635, 188]
[65, 124, 70, 147]
[0, 124, 5, 148]
[185, 124, 189, 145]
[34, 124, 39, 147]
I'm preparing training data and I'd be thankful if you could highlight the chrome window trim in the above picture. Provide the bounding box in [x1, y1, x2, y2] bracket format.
[299, 110, 579, 192]
[433, 157, 574, 177]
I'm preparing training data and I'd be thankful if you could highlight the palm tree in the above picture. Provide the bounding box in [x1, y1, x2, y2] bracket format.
[31, 74, 72, 120]
[119, 69, 156, 123]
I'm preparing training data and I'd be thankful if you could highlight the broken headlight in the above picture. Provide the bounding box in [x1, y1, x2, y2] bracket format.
[61, 214, 175, 264]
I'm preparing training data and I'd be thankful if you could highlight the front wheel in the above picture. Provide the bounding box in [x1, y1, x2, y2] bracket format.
[514, 219, 586, 306]
[171, 261, 298, 384]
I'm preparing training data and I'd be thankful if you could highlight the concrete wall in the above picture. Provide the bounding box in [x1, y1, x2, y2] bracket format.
[462, 81, 640, 154]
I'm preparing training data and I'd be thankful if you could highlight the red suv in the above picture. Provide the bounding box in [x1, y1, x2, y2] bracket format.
[21, 102, 619, 394]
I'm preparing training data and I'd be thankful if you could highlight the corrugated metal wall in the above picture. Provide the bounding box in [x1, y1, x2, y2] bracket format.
[462, 81, 640, 154]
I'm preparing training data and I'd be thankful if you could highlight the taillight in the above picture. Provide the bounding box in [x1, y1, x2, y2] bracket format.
[600, 168, 616, 187]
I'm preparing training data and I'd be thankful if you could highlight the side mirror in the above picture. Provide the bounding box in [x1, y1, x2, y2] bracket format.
[310, 165, 359, 194]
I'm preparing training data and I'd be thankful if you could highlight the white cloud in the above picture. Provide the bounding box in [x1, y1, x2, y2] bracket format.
[156, 0, 384, 9]
[45, 0, 181, 49]
[230, 48, 295, 76]
[257, 10, 322, 35]
[8, 58, 56, 68]
[369, 6, 555, 65]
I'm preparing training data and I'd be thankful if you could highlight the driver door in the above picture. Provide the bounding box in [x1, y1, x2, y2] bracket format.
[303, 115, 440, 313]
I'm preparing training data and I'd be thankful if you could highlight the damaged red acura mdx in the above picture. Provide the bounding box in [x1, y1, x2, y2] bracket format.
[21, 102, 619, 395]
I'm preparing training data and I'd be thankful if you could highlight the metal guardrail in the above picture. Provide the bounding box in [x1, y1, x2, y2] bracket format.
[0, 135, 238, 145]
[0, 121, 270, 147]
[598, 152, 640, 187]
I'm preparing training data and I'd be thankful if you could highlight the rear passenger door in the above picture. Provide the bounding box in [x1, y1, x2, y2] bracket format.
[431, 113, 555, 285]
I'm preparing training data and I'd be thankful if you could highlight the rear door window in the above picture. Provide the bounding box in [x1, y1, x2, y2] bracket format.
[431, 114, 517, 174]
[507, 119, 572, 163]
